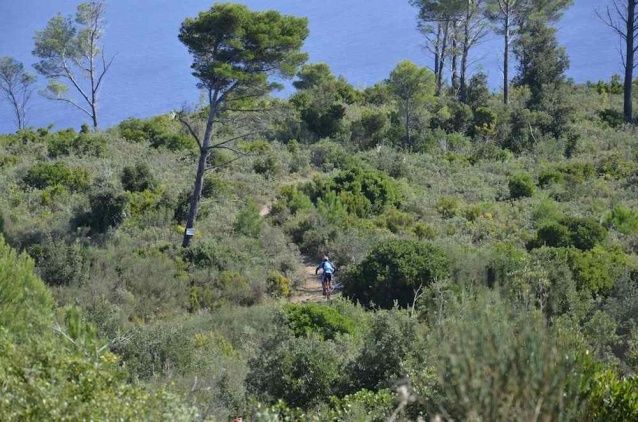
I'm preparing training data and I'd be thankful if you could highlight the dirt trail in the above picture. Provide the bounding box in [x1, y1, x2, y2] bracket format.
[259, 202, 333, 303]
[290, 262, 325, 303]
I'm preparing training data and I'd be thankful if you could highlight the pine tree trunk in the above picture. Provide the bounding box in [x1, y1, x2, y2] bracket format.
[503, 13, 510, 105]
[182, 90, 218, 248]
[624, 0, 635, 123]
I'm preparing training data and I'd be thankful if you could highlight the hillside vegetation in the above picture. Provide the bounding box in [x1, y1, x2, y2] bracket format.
[2, 1, 638, 421]
[1, 69, 637, 420]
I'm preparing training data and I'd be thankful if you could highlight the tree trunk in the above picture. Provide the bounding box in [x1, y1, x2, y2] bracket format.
[91, 104, 98, 129]
[405, 99, 411, 149]
[624, 0, 635, 123]
[460, 12, 471, 102]
[434, 24, 442, 95]
[503, 11, 510, 105]
[438, 22, 450, 94]
[182, 90, 218, 248]
[451, 22, 460, 92]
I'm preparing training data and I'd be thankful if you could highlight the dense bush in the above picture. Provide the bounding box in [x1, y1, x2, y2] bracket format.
[423, 292, 592, 421]
[24, 162, 90, 191]
[283, 303, 357, 340]
[247, 334, 344, 409]
[508, 172, 535, 199]
[47, 130, 106, 157]
[0, 238, 196, 420]
[121, 162, 157, 192]
[343, 239, 449, 308]
[308, 164, 402, 217]
[533, 216, 607, 251]
[77, 189, 129, 234]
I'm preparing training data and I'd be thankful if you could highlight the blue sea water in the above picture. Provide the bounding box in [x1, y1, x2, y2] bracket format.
[0, 0, 620, 133]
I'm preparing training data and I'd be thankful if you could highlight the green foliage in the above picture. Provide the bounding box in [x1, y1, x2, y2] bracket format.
[234, 201, 262, 237]
[24, 162, 90, 191]
[77, 189, 129, 234]
[599, 109, 625, 128]
[586, 370, 638, 421]
[178, 3, 309, 97]
[508, 172, 535, 199]
[424, 291, 591, 421]
[0, 238, 196, 420]
[283, 303, 357, 340]
[349, 310, 422, 390]
[266, 271, 291, 298]
[436, 196, 461, 218]
[47, 130, 106, 157]
[570, 246, 630, 294]
[0, 237, 53, 339]
[309, 164, 402, 218]
[343, 239, 449, 308]
[29, 239, 88, 287]
[247, 334, 342, 409]
[121, 162, 156, 192]
[605, 204, 638, 235]
[533, 216, 607, 251]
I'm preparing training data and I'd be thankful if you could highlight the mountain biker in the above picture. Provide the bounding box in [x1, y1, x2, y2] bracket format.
[315, 255, 336, 296]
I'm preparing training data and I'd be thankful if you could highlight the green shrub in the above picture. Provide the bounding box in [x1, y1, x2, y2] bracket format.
[0, 239, 196, 420]
[509, 172, 535, 199]
[343, 239, 449, 308]
[585, 370, 638, 421]
[605, 205, 638, 235]
[24, 162, 90, 191]
[535, 221, 572, 248]
[77, 189, 129, 234]
[597, 154, 636, 179]
[309, 164, 402, 217]
[570, 246, 630, 294]
[48, 131, 106, 158]
[414, 222, 436, 240]
[538, 168, 564, 187]
[234, 201, 262, 237]
[283, 303, 357, 340]
[266, 271, 291, 298]
[533, 217, 607, 251]
[565, 216, 608, 251]
[149, 133, 196, 151]
[201, 174, 231, 199]
[121, 162, 157, 192]
[247, 334, 343, 409]
[424, 292, 591, 421]
[253, 153, 283, 178]
[348, 310, 422, 391]
[29, 239, 88, 287]
[598, 109, 625, 128]
[309, 140, 347, 171]
[0, 237, 53, 339]
[436, 196, 461, 218]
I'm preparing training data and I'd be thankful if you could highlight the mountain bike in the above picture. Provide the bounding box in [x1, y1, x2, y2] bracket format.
[321, 272, 333, 300]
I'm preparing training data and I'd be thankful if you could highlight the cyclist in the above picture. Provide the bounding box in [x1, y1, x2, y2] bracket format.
[315, 255, 336, 298]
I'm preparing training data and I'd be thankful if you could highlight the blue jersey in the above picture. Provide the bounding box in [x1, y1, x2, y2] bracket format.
[318, 261, 335, 274]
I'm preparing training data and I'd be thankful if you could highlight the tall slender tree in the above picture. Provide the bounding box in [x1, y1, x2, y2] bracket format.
[486, 0, 572, 105]
[178, 3, 308, 248]
[33, 1, 114, 129]
[411, 0, 462, 95]
[458, 0, 489, 101]
[597, 0, 638, 123]
[388, 60, 436, 149]
[485, 0, 527, 105]
[0, 57, 36, 131]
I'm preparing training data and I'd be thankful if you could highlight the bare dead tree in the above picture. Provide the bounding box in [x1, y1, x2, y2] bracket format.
[597, 0, 638, 123]
[0, 57, 36, 130]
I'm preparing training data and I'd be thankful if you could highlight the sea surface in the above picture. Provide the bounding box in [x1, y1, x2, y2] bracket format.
[0, 0, 620, 133]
